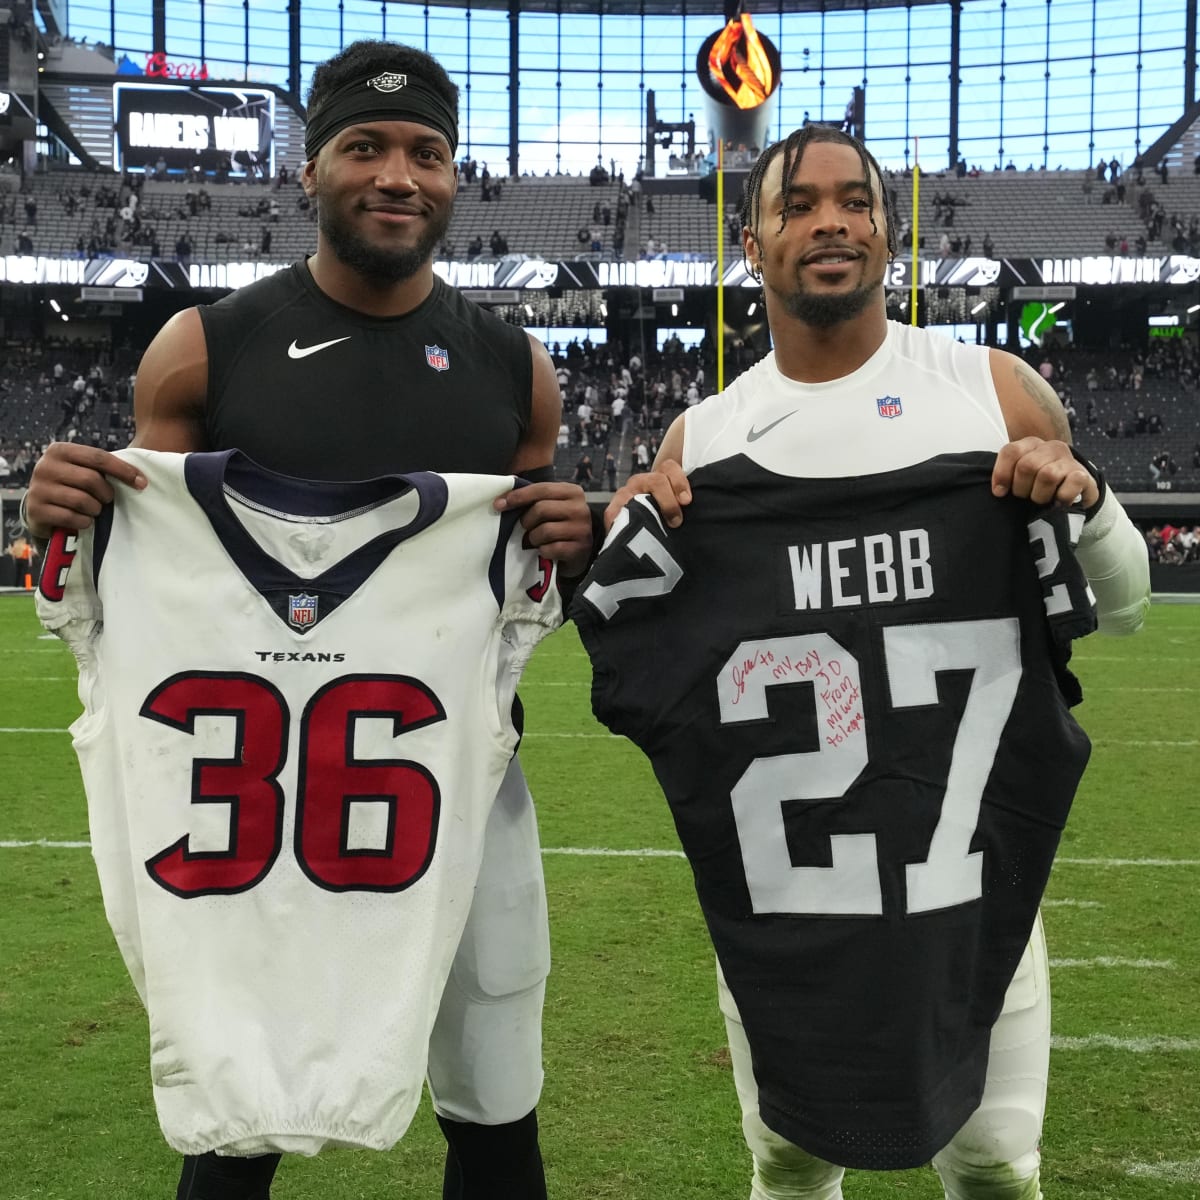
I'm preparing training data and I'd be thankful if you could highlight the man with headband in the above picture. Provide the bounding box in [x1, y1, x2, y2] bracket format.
[24, 39, 589, 1200]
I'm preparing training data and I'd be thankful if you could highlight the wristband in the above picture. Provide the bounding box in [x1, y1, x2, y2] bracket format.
[1069, 447, 1107, 522]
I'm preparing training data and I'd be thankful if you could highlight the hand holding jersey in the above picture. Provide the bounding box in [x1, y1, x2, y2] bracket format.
[588, 127, 1149, 1200]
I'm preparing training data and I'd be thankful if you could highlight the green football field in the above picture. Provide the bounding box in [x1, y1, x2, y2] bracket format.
[1, 593, 1197, 1199]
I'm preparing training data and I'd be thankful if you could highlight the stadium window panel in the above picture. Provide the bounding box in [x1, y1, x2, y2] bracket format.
[1091, 54, 1142, 121]
[1091, 5, 1142, 50]
[864, 7, 909, 52]
[958, 66, 1004, 148]
[518, 16, 561, 73]
[203, 13, 244, 40]
[600, 86, 645, 146]
[1136, 50, 1185, 127]
[556, 15, 601, 72]
[246, 17, 288, 68]
[907, 5, 951, 67]
[340, 0, 384, 45]
[864, 69, 914, 150]
[1002, 68, 1051, 141]
[164, 1, 201, 58]
[959, 0, 1006, 70]
[455, 10, 510, 75]
[1048, 131, 1100, 162]
[821, 66, 864, 128]
[299, 11, 341, 76]
[600, 25, 641, 74]
[1138, 0, 1189, 53]
[1000, 0, 1052, 56]
[460, 71, 508, 163]
[1044, 59, 1099, 140]
[98, 0, 153, 56]
[65, 0, 110, 44]
[820, 12, 866, 73]
[1003, 135, 1054, 169]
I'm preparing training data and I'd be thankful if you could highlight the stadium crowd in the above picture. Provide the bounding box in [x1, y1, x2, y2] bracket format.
[1, 271, 1197, 578]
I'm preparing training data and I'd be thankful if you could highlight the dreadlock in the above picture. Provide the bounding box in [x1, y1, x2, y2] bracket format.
[739, 125, 896, 275]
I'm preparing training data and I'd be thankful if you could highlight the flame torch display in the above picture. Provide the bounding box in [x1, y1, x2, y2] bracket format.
[696, 7, 781, 158]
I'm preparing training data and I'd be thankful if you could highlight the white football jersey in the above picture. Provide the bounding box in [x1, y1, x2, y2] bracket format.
[684, 320, 1009, 475]
[36, 448, 562, 1158]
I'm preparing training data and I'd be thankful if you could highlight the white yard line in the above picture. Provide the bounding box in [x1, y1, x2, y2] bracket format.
[1056, 857, 1200, 866]
[1, 839, 91, 848]
[1052, 1035, 1200, 1052]
[1048, 957, 1174, 969]
[1126, 1160, 1200, 1183]
[4, 839, 1198, 870]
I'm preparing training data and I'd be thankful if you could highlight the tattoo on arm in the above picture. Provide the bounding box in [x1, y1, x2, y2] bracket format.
[1014, 361, 1071, 441]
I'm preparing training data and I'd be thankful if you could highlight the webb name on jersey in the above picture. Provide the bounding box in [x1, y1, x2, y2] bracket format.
[36, 448, 562, 1158]
[572, 451, 1095, 1171]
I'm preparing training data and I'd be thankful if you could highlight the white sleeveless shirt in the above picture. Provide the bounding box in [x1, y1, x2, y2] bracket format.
[684, 321, 1009, 476]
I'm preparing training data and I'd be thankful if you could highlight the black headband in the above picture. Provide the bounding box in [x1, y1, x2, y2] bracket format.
[304, 71, 459, 160]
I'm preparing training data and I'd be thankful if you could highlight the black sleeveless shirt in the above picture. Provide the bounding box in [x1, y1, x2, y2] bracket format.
[199, 262, 533, 479]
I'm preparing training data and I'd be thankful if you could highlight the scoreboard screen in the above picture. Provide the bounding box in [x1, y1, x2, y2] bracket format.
[113, 83, 275, 177]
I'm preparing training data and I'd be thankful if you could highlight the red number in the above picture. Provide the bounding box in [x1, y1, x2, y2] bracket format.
[141, 673, 446, 897]
[296, 677, 445, 892]
[142, 674, 288, 897]
[38, 529, 78, 602]
[527, 555, 554, 602]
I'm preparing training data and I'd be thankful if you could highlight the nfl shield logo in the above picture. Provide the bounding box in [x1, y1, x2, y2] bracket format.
[288, 593, 318, 628]
[367, 72, 407, 93]
[876, 395, 903, 419]
[425, 344, 450, 372]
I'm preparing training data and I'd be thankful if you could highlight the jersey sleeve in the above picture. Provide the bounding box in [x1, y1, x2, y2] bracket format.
[569, 496, 685, 744]
[35, 526, 101, 653]
[493, 503, 565, 740]
[1023, 503, 1098, 706]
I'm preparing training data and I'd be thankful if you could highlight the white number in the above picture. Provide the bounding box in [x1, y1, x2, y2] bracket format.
[885, 621, 1021, 913]
[581, 500, 683, 618]
[1027, 517, 1070, 616]
[722, 635, 878, 915]
[719, 619, 1021, 917]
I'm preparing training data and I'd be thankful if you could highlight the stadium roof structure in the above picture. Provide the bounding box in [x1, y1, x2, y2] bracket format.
[413, 0, 954, 13]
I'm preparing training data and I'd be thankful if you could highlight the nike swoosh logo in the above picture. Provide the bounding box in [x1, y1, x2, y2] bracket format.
[287, 336, 351, 360]
[746, 410, 798, 442]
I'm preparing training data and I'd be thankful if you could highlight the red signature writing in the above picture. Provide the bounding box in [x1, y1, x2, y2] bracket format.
[730, 648, 775, 703]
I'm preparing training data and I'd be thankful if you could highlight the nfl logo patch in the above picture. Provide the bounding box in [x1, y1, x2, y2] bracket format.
[288, 593, 318, 628]
[876, 395, 903, 419]
[425, 344, 450, 372]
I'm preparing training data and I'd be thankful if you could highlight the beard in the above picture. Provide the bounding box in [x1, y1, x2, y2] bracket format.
[775, 261, 885, 328]
[317, 196, 452, 285]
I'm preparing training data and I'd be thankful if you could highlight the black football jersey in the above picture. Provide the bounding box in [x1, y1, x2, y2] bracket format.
[572, 451, 1095, 1171]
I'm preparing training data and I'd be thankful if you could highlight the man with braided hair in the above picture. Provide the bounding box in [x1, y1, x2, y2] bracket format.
[595, 125, 1150, 1200]
[24, 39, 588, 1200]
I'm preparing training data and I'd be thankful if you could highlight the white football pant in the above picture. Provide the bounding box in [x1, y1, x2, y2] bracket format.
[721, 913, 1049, 1200]
[426, 755, 550, 1125]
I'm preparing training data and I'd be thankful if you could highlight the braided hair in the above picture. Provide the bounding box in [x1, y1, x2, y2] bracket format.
[739, 125, 896, 277]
